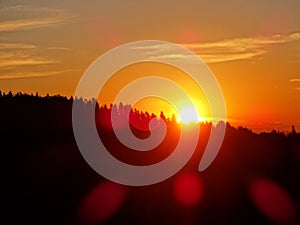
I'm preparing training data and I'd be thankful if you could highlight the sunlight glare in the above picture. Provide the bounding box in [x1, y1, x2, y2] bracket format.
[178, 105, 199, 124]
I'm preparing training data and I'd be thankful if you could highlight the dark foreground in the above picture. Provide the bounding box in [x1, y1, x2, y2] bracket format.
[1, 92, 300, 225]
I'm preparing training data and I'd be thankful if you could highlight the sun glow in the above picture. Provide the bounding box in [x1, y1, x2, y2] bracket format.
[177, 105, 200, 124]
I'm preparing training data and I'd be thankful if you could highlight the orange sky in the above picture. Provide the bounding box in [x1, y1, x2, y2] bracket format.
[0, 0, 300, 132]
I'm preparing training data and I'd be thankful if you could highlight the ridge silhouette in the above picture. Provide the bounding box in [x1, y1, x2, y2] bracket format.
[1, 91, 300, 225]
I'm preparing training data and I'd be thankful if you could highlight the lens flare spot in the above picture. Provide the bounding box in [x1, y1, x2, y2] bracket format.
[176, 27, 201, 43]
[173, 172, 204, 207]
[249, 178, 298, 225]
[78, 181, 126, 225]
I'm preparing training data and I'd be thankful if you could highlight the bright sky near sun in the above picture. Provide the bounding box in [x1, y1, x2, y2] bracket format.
[0, 0, 300, 131]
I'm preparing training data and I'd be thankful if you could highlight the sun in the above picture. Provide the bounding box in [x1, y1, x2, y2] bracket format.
[177, 105, 199, 124]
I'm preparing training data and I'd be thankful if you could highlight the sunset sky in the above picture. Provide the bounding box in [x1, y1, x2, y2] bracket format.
[0, 0, 300, 131]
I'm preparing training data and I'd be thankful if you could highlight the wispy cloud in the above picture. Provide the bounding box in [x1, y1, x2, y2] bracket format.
[0, 41, 76, 78]
[0, 70, 72, 80]
[290, 79, 300, 82]
[289, 78, 300, 91]
[47, 46, 72, 51]
[184, 32, 300, 63]
[0, 4, 75, 32]
[132, 32, 300, 63]
[1, 5, 57, 13]
[0, 17, 72, 32]
[0, 59, 57, 67]
[0, 42, 57, 68]
[0, 42, 36, 50]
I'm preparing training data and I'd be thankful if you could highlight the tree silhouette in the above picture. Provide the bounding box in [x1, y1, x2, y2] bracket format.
[291, 125, 297, 135]
[1, 91, 299, 225]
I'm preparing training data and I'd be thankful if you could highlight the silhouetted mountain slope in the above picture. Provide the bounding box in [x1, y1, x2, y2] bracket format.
[1, 92, 299, 225]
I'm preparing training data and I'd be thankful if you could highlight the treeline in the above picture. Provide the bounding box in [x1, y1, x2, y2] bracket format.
[1, 91, 300, 225]
[0, 91, 298, 134]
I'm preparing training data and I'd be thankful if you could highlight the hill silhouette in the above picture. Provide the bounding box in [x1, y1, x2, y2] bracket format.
[1, 91, 300, 225]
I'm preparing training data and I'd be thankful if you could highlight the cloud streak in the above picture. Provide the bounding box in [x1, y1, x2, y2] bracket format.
[132, 32, 300, 63]
[0, 42, 57, 68]
[0, 4, 61, 13]
[289, 78, 300, 91]
[0, 70, 72, 80]
[0, 16, 72, 32]
[0, 59, 57, 67]
[183, 32, 300, 63]
[0, 42, 35, 50]
[47, 46, 72, 51]
[0, 4, 75, 32]
[290, 79, 300, 82]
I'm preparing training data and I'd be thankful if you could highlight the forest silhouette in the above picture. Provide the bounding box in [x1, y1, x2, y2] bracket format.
[1, 91, 300, 225]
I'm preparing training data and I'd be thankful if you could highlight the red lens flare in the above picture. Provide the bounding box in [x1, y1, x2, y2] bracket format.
[78, 181, 126, 225]
[173, 172, 204, 207]
[249, 178, 298, 225]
